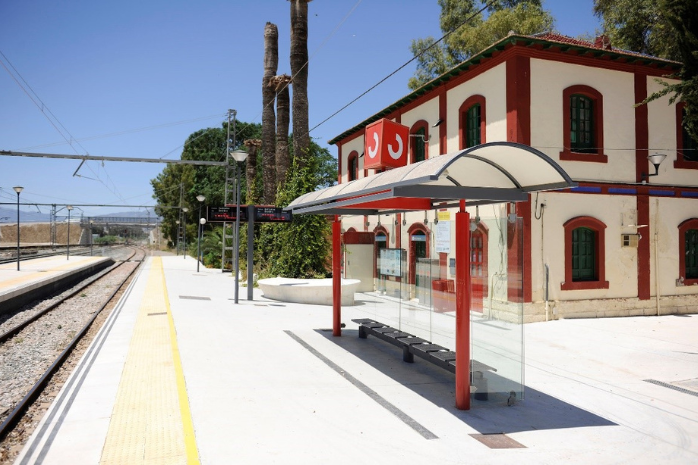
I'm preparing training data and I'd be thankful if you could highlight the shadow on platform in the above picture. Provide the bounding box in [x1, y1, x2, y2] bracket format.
[317, 328, 616, 435]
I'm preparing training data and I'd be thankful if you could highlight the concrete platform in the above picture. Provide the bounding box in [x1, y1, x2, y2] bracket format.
[0, 255, 114, 313]
[15, 256, 698, 464]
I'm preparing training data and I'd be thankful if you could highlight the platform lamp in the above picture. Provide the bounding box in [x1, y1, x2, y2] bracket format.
[198, 218, 206, 272]
[231, 149, 248, 303]
[641, 153, 667, 182]
[175, 219, 180, 255]
[196, 194, 206, 272]
[66, 205, 73, 260]
[13, 186, 23, 271]
[182, 207, 189, 259]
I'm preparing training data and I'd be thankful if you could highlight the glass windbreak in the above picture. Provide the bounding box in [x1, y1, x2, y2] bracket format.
[347, 205, 524, 406]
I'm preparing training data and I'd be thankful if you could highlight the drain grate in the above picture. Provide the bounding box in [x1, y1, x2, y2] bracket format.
[470, 434, 526, 449]
[644, 379, 698, 397]
[179, 295, 211, 301]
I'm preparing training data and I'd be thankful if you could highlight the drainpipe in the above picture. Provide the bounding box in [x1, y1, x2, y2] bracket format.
[545, 264, 550, 321]
[654, 199, 660, 316]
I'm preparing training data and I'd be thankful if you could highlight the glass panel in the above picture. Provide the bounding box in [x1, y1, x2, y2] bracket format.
[686, 229, 698, 279]
[571, 95, 594, 153]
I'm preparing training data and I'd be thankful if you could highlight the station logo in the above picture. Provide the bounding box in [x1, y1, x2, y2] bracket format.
[364, 118, 409, 170]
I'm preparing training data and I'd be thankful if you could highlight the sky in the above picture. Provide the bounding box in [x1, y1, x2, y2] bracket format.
[0, 0, 601, 219]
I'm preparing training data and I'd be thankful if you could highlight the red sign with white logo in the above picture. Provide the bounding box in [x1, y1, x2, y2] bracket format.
[364, 118, 410, 170]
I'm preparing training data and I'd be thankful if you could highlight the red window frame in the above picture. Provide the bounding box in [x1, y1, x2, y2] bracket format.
[347, 150, 359, 181]
[561, 216, 609, 290]
[674, 102, 698, 170]
[410, 120, 430, 164]
[560, 85, 607, 163]
[458, 95, 486, 150]
[678, 218, 698, 285]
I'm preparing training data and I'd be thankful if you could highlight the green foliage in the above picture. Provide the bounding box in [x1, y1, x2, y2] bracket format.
[599, 0, 698, 142]
[257, 144, 334, 279]
[94, 235, 120, 245]
[409, 1, 552, 90]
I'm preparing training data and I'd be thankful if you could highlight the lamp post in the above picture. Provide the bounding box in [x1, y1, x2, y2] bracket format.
[89, 220, 94, 256]
[13, 186, 23, 271]
[175, 220, 180, 255]
[182, 207, 189, 259]
[66, 205, 73, 260]
[196, 195, 206, 271]
[231, 149, 248, 303]
[198, 218, 206, 272]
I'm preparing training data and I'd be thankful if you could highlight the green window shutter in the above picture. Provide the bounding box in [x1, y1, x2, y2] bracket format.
[572, 227, 596, 281]
[466, 104, 481, 148]
[414, 128, 426, 162]
[686, 229, 698, 279]
[349, 156, 357, 181]
[570, 95, 594, 153]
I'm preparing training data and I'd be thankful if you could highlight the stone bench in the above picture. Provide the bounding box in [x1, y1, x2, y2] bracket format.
[257, 277, 361, 306]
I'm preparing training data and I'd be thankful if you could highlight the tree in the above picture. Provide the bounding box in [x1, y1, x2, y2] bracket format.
[593, 0, 680, 61]
[271, 74, 293, 191]
[409, 1, 552, 90]
[262, 22, 278, 204]
[289, 0, 312, 168]
[595, 0, 697, 141]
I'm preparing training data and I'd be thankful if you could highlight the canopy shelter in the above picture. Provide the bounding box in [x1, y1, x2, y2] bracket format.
[285, 142, 576, 410]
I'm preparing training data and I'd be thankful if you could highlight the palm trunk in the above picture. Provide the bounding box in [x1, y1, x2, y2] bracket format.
[289, 0, 311, 169]
[244, 139, 262, 204]
[262, 22, 278, 204]
[271, 74, 292, 190]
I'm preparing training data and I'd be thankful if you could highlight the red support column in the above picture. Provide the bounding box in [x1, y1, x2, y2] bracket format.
[455, 201, 471, 410]
[332, 216, 342, 336]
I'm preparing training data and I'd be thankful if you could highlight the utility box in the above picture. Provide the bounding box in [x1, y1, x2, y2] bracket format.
[621, 234, 640, 247]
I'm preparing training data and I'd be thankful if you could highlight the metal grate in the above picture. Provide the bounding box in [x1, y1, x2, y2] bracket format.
[469, 433, 526, 449]
[179, 295, 211, 301]
[644, 379, 698, 397]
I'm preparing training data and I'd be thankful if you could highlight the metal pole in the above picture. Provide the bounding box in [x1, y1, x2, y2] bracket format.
[90, 221, 93, 256]
[67, 208, 72, 260]
[234, 162, 241, 303]
[14, 187, 22, 271]
[247, 204, 254, 301]
[332, 216, 342, 336]
[455, 200, 471, 410]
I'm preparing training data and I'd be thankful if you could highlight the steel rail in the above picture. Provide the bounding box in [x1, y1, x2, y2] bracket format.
[0, 247, 145, 441]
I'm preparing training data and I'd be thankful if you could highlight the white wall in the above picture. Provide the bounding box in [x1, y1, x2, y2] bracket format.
[402, 97, 441, 157]
[530, 59, 637, 183]
[445, 63, 507, 153]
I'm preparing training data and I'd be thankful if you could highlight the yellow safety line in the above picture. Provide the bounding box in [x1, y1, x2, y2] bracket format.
[161, 258, 201, 465]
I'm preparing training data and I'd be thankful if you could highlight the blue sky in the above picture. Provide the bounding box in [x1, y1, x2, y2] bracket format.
[0, 0, 601, 217]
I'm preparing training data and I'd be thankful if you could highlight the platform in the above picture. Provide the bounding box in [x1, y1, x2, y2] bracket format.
[0, 255, 114, 313]
[13, 255, 698, 464]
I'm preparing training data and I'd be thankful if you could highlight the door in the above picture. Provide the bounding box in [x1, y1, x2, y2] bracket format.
[471, 226, 488, 312]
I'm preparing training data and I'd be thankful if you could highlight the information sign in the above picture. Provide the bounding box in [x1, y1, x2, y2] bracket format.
[380, 248, 404, 277]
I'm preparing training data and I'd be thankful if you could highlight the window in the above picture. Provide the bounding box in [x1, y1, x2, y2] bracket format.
[459, 95, 486, 150]
[348, 151, 358, 181]
[466, 104, 481, 147]
[562, 216, 609, 290]
[678, 219, 698, 285]
[570, 95, 594, 153]
[560, 85, 607, 163]
[675, 103, 698, 169]
[410, 120, 429, 164]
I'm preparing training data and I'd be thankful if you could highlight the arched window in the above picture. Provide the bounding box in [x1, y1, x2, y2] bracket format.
[561, 216, 609, 290]
[560, 85, 607, 163]
[459, 95, 486, 150]
[675, 103, 698, 169]
[374, 226, 389, 280]
[679, 219, 698, 285]
[410, 120, 429, 163]
[347, 150, 359, 181]
[407, 223, 429, 286]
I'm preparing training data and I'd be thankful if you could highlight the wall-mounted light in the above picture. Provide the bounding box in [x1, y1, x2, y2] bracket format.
[432, 118, 443, 128]
[641, 153, 667, 182]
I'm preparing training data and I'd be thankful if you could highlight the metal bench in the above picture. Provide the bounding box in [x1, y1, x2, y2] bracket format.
[352, 318, 496, 376]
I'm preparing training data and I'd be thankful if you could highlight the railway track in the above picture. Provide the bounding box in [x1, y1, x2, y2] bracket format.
[0, 246, 148, 460]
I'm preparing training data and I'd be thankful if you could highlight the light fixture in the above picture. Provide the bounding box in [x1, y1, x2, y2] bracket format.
[232, 149, 248, 303]
[641, 153, 667, 182]
[433, 118, 443, 128]
[196, 195, 206, 272]
[66, 205, 73, 260]
[13, 186, 23, 271]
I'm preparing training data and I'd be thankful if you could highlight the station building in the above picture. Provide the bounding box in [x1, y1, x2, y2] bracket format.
[327, 32, 697, 322]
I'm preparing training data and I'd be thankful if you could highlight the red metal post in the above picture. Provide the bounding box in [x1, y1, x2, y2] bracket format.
[332, 216, 342, 336]
[455, 202, 471, 410]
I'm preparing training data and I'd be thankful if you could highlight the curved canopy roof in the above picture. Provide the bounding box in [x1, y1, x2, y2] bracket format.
[286, 142, 576, 215]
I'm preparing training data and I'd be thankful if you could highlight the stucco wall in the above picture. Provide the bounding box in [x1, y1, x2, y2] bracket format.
[530, 58, 636, 183]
